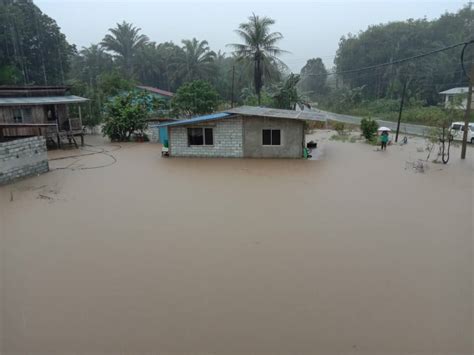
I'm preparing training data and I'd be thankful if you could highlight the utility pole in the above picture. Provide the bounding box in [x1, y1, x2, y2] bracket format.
[461, 64, 473, 159]
[231, 65, 235, 108]
[395, 79, 408, 143]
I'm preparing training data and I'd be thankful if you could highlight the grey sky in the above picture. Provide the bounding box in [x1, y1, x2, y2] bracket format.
[35, 0, 467, 72]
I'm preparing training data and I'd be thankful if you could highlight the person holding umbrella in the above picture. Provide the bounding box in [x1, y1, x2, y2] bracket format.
[378, 127, 391, 151]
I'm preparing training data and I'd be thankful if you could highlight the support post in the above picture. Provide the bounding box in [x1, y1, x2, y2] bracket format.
[461, 64, 473, 159]
[231, 65, 235, 108]
[395, 79, 407, 143]
[78, 104, 82, 128]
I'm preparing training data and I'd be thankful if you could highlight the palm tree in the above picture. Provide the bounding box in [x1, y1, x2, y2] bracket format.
[155, 42, 183, 91]
[228, 13, 287, 105]
[101, 21, 149, 77]
[176, 38, 216, 82]
[78, 44, 113, 86]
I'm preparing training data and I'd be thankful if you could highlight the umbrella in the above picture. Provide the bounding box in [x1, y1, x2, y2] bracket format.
[377, 127, 392, 132]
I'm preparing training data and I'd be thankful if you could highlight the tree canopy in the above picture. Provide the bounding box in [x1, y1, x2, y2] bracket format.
[299, 58, 328, 98]
[101, 21, 149, 78]
[171, 80, 219, 116]
[334, 5, 473, 105]
[0, 0, 74, 85]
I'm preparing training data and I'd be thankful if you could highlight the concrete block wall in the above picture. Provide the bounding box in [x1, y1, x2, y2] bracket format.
[148, 126, 160, 143]
[243, 116, 304, 158]
[169, 117, 243, 157]
[0, 136, 49, 185]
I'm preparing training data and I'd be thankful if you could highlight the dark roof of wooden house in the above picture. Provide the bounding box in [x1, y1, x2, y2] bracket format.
[0, 85, 69, 98]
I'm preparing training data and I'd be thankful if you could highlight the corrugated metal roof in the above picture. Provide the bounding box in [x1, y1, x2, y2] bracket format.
[439, 87, 469, 95]
[155, 112, 233, 127]
[155, 106, 328, 128]
[137, 85, 174, 97]
[225, 106, 327, 122]
[0, 95, 89, 106]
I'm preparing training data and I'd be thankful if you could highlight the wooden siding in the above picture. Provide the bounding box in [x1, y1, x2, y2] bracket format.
[0, 104, 70, 137]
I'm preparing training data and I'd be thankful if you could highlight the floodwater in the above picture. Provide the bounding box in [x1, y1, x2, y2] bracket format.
[0, 132, 472, 355]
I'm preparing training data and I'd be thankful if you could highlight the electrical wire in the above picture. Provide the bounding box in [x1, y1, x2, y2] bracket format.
[305, 40, 473, 77]
[460, 39, 474, 79]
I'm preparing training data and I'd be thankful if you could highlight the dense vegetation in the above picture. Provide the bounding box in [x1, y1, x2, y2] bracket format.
[315, 4, 473, 124]
[334, 7, 473, 104]
[0, 0, 472, 129]
[0, 0, 74, 84]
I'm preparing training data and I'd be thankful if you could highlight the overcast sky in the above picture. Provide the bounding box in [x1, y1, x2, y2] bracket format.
[35, 0, 467, 72]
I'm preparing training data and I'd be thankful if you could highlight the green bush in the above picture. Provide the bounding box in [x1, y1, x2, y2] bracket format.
[333, 121, 346, 135]
[360, 117, 379, 141]
[102, 92, 151, 141]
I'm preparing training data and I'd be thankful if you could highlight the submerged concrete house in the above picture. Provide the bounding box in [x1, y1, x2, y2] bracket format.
[156, 106, 327, 158]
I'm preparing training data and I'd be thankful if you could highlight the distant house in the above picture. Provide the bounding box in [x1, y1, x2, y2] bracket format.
[0, 86, 88, 147]
[439, 87, 471, 110]
[136, 85, 174, 101]
[136, 85, 175, 121]
[155, 106, 327, 158]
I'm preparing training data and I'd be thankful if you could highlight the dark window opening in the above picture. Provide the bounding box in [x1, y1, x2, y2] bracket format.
[272, 129, 281, 145]
[204, 128, 213, 145]
[13, 109, 22, 123]
[45, 105, 57, 122]
[188, 127, 213, 146]
[12, 108, 32, 123]
[262, 129, 281, 146]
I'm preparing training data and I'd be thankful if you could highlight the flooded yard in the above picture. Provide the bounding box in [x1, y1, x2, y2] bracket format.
[0, 132, 472, 354]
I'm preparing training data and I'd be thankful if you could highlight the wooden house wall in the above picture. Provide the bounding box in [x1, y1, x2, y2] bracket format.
[0, 105, 61, 137]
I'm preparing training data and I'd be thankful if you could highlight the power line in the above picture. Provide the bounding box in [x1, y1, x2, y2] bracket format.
[461, 39, 474, 79]
[304, 40, 472, 77]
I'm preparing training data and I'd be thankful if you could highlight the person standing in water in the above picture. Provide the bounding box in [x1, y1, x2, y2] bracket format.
[380, 131, 389, 150]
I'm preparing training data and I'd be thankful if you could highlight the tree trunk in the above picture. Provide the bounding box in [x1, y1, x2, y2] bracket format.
[254, 53, 263, 106]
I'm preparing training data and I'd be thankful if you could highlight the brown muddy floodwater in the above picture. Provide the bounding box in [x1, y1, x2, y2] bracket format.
[0, 132, 473, 355]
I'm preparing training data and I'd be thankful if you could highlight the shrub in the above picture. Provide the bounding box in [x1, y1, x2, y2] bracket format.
[333, 121, 346, 135]
[102, 92, 151, 141]
[360, 117, 378, 141]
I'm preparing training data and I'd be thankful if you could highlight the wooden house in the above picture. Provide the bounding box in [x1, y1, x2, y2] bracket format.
[0, 86, 88, 148]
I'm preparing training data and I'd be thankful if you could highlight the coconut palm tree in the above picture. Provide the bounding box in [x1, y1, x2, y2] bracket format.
[77, 44, 113, 85]
[176, 38, 216, 82]
[101, 21, 149, 77]
[228, 13, 287, 105]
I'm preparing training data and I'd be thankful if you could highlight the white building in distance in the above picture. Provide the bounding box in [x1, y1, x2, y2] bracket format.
[439, 87, 471, 110]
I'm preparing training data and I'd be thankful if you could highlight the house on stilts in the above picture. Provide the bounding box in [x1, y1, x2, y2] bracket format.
[0, 86, 88, 148]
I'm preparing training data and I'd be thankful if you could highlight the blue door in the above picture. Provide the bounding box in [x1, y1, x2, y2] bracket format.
[159, 127, 168, 146]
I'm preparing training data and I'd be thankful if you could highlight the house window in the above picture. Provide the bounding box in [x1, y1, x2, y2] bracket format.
[22, 108, 32, 123]
[188, 127, 213, 146]
[12, 108, 33, 123]
[13, 109, 22, 123]
[262, 129, 281, 146]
